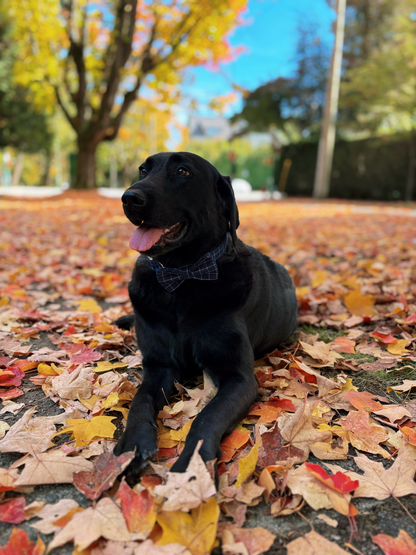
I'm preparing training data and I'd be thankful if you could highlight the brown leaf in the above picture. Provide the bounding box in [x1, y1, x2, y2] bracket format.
[47, 497, 130, 551]
[222, 526, 276, 555]
[73, 448, 135, 499]
[287, 530, 350, 554]
[50, 365, 94, 400]
[340, 410, 390, 458]
[153, 440, 216, 511]
[29, 499, 80, 534]
[326, 448, 416, 500]
[278, 399, 332, 462]
[14, 449, 94, 486]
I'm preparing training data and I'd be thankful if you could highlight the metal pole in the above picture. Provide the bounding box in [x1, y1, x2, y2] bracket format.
[313, 0, 346, 198]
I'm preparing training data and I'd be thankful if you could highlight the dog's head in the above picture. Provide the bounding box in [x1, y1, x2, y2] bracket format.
[121, 152, 239, 257]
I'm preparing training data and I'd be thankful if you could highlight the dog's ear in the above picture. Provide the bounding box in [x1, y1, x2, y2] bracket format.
[217, 174, 240, 245]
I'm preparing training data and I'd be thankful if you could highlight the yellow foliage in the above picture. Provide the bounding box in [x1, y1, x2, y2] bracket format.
[54, 416, 116, 447]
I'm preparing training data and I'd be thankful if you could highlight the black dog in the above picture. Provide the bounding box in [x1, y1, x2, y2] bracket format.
[114, 152, 297, 479]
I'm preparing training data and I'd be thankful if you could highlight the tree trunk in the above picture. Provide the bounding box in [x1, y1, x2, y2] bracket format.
[11, 151, 24, 185]
[40, 150, 52, 186]
[405, 129, 415, 202]
[73, 143, 97, 189]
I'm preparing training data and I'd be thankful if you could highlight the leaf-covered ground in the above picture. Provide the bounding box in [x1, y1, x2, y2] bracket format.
[1, 192, 416, 555]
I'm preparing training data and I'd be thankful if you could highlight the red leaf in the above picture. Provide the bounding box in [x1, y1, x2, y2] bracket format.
[0, 527, 45, 555]
[265, 398, 296, 412]
[369, 331, 397, 344]
[0, 388, 24, 400]
[0, 368, 24, 388]
[259, 424, 304, 466]
[71, 347, 101, 364]
[0, 357, 12, 368]
[116, 479, 156, 535]
[304, 463, 359, 494]
[0, 498, 26, 524]
[404, 314, 416, 325]
[372, 530, 416, 555]
[73, 448, 134, 500]
[64, 324, 77, 336]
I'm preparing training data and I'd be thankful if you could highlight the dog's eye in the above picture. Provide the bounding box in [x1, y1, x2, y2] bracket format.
[177, 167, 190, 176]
[139, 167, 147, 176]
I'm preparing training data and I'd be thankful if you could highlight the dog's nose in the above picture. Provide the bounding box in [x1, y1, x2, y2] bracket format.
[122, 189, 147, 207]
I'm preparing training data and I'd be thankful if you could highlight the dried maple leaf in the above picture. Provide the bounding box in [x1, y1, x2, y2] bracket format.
[374, 405, 412, 423]
[326, 448, 416, 500]
[219, 428, 251, 463]
[329, 336, 356, 354]
[0, 407, 66, 454]
[156, 496, 219, 555]
[134, 540, 191, 555]
[392, 380, 416, 393]
[235, 442, 259, 487]
[49, 365, 94, 400]
[14, 449, 94, 486]
[221, 526, 276, 555]
[287, 464, 356, 516]
[116, 479, 156, 539]
[299, 341, 343, 366]
[344, 289, 376, 317]
[287, 530, 350, 554]
[54, 415, 116, 446]
[372, 530, 416, 555]
[340, 410, 390, 458]
[259, 423, 304, 466]
[0, 367, 24, 387]
[73, 448, 134, 500]
[278, 399, 332, 462]
[344, 390, 384, 412]
[0, 497, 26, 524]
[47, 497, 130, 551]
[29, 499, 80, 535]
[0, 528, 45, 555]
[153, 440, 216, 511]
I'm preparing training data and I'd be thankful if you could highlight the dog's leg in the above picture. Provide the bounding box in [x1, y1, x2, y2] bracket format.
[171, 325, 258, 472]
[114, 365, 176, 482]
[114, 314, 135, 330]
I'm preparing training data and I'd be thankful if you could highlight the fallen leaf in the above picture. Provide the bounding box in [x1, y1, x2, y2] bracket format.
[222, 526, 275, 555]
[392, 380, 416, 393]
[287, 530, 350, 554]
[278, 399, 332, 462]
[154, 440, 216, 511]
[316, 514, 338, 527]
[73, 448, 135, 499]
[47, 497, 130, 551]
[116, 479, 156, 538]
[344, 289, 376, 317]
[326, 448, 416, 500]
[134, 540, 191, 555]
[329, 336, 356, 354]
[235, 442, 259, 488]
[54, 416, 116, 447]
[299, 341, 342, 366]
[29, 499, 80, 535]
[374, 405, 412, 423]
[50, 365, 94, 400]
[340, 410, 389, 458]
[0, 527, 45, 555]
[0, 497, 26, 524]
[344, 390, 384, 412]
[219, 428, 251, 463]
[14, 450, 94, 486]
[387, 340, 411, 356]
[372, 530, 416, 555]
[156, 496, 219, 555]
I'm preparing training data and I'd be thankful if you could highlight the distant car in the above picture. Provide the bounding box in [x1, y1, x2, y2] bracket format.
[231, 178, 252, 194]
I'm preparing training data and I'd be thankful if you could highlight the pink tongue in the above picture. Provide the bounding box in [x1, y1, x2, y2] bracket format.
[129, 225, 165, 252]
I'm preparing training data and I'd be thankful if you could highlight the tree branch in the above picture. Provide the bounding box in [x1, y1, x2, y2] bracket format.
[54, 86, 77, 132]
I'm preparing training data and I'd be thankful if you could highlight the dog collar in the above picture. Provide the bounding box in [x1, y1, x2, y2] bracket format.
[148, 234, 229, 292]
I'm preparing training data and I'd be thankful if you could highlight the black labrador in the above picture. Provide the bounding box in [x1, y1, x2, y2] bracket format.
[114, 152, 297, 479]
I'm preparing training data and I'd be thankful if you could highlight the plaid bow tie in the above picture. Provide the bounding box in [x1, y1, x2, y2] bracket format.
[148, 235, 228, 292]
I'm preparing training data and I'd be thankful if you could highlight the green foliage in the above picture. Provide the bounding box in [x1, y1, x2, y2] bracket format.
[278, 134, 415, 200]
[185, 138, 273, 189]
[0, 14, 52, 153]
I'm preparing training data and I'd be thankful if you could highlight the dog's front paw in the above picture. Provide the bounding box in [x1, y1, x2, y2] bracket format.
[114, 314, 135, 330]
[114, 423, 158, 484]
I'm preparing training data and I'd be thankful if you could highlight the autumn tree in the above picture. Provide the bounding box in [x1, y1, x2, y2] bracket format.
[9, 0, 247, 189]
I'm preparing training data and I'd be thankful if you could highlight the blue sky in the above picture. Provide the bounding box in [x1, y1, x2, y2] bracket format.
[179, 0, 335, 119]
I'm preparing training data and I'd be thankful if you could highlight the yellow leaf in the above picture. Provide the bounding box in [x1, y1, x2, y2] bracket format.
[157, 497, 219, 555]
[312, 270, 328, 288]
[77, 394, 101, 411]
[54, 416, 116, 447]
[95, 361, 127, 373]
[170, 420, 193, 442]
[0, 297, 9, 306]
[235, 442, 259, 487]
[103, 392, 119, 409]
[387, 340, 410, 356]
[76, 299, 102, 314]
[341, 378, 358, 393]
[344, 289, 376, 317]
[38, 363, 59, 376]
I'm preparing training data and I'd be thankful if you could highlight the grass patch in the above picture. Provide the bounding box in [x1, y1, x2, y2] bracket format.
[298, 325, 346, 343]
[353, 363, 416, 402]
